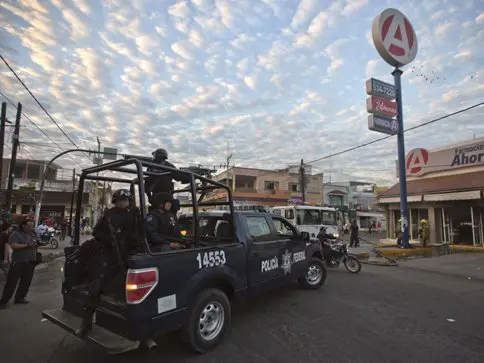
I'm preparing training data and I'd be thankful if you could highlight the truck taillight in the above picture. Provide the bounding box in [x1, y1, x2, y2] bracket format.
[125, 268, 158, 304]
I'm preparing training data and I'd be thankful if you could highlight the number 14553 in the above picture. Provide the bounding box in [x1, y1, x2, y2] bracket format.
[196, 250, 226, 269]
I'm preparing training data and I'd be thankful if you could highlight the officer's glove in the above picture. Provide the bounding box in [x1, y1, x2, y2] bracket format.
[169, 242, 183, 249]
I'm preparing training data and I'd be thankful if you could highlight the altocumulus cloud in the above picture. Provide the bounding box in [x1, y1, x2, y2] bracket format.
[0, 0, 483, 184]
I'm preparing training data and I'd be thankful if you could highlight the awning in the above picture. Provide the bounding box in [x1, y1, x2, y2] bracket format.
[357, 211, 384, 217]
[423, 190, 481, 202]
[379, 170, 484, 198]
[328, 190, 347, 195]
[379, 195, 423, 204]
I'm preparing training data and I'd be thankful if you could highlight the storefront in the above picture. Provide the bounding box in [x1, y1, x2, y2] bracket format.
[379, 137, 484, 245]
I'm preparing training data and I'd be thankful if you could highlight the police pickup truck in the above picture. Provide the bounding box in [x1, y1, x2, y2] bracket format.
[41, 158, 326, 355]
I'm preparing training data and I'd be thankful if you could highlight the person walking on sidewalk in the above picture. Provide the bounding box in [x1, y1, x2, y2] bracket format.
[0, 222, 13, 277]
[349, 220, 360, 248]
[0, 218, 39, 309]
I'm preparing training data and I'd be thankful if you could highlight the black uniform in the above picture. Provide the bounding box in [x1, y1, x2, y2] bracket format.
[317, 229, 333, 264]
[144, 149, 190, 213]
[146, 209, 180, 252]
[349, 222, 359, 247]
[75, 206, 139, 336]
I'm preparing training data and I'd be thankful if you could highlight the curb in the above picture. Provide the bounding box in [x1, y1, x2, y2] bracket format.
[450, 245, 484, 253]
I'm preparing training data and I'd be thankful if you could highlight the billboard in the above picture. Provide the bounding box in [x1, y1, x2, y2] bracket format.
[401, 138, 484, 177]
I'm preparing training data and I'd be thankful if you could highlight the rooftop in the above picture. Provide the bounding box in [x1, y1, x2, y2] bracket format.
[379, 170, 484, 197]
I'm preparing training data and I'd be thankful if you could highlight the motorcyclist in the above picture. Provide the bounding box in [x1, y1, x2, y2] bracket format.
[75, 189, 140, 337]
[317, 226, 336, 266]
[146, 192, 183, 252]
[36, 221, 48, 241]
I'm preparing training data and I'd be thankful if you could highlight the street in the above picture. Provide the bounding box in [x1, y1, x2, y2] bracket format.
[1, 253, 484, 363]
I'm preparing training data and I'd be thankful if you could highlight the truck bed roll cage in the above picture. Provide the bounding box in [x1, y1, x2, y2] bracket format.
[74, 158, 234, 251]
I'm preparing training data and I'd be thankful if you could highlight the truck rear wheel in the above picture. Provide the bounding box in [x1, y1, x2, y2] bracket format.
[298, 258, 327, 289]
[181, 288, 231, 353]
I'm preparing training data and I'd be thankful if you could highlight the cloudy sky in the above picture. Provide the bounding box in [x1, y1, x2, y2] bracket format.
[0, 0, 483, 185]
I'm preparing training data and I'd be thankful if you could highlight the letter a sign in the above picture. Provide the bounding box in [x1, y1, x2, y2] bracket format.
[372, 8, 418, 67]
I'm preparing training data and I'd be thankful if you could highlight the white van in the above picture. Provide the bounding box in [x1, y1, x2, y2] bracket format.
[270, 205, 341, 238]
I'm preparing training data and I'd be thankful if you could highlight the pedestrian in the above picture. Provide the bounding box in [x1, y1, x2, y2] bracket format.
[349, 220, 360, 248]
[0, 218, 39, 309]
[60, 218, 67, 241]
[0, 222, 13, 276]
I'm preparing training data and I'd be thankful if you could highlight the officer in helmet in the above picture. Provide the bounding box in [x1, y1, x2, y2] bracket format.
[75, 189, 140, 337]
[145, 148, 190, 215]
[146, 192, 182, 252]
[92, 189, 140, 256]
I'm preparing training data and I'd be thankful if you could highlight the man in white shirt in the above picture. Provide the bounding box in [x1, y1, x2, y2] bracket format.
[36, 222, 47, 239]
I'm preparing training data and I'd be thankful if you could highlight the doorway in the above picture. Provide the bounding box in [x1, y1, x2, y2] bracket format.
[471, 206, 483, 246]
[441, 208, 453, 244]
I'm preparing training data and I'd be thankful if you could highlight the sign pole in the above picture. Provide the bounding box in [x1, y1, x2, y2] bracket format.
[392, 68, 410, 249]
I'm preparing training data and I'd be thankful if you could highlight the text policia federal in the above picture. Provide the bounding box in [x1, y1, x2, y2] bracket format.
[260, 251, 306, 273]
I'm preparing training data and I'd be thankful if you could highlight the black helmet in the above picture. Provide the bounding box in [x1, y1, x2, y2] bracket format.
[152, 148, 168, 160]
[111, 189, 133, 204]
[153, 192, 173, 206]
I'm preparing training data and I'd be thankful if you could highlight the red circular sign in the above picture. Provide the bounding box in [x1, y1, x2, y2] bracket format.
[372, 8, 418, 67]
[406, 148, 429, 175]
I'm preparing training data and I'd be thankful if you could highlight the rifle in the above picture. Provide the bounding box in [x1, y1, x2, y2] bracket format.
[105, 216, 124, 267]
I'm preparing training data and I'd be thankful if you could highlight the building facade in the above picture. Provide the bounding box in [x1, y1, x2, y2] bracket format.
[1, 158, 92, 221]
[210, 166, 324, 206]
[333, 181, 386, 230]
[378, 137, 484, 246]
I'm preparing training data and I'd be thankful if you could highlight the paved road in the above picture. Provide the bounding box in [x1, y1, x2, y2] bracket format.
[2, 254, 484, 363]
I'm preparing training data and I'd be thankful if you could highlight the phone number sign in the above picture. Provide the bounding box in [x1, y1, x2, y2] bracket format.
[366, 78, 396, 100]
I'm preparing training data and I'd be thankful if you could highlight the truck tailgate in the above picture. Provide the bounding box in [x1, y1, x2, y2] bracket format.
[42, 309, 140, 354]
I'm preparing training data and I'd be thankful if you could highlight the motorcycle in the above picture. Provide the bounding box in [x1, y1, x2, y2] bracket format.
[38, 227, 59, 249]
[325, 242, 361, 273]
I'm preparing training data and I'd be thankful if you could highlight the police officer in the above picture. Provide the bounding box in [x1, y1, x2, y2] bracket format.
[144, 148, 190, 215]
[92, 189, 141, 257]
[349, 220, 360, 248]
[75, 189, 139, 337]
[146, 192, 182, 252]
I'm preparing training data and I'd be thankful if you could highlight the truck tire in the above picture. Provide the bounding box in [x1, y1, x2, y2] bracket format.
[181, 288, 231, 353]
[298, 258, 327, 290]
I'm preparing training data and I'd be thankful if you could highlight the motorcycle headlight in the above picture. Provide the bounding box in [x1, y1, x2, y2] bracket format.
[333, 233, 339, 238]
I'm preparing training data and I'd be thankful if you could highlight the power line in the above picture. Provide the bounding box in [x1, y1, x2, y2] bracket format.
[0, 89, 84, 168]
[0, 54, 81, 150]
[304, 101, 484, 165]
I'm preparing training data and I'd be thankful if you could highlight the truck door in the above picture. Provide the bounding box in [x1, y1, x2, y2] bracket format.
[271, 216, 308, 280]
[244, 214, 285, 295]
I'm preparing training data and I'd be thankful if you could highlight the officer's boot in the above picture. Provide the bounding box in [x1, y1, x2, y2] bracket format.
[75, 308, 95, 337]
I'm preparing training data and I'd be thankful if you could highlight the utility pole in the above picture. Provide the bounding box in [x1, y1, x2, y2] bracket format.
[0, 102, 7, 192]
[226, 143, 232, 189]
[93, 137, 101, 224]
[300, 158, 306, 204]
[5, 103, 22, 212]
